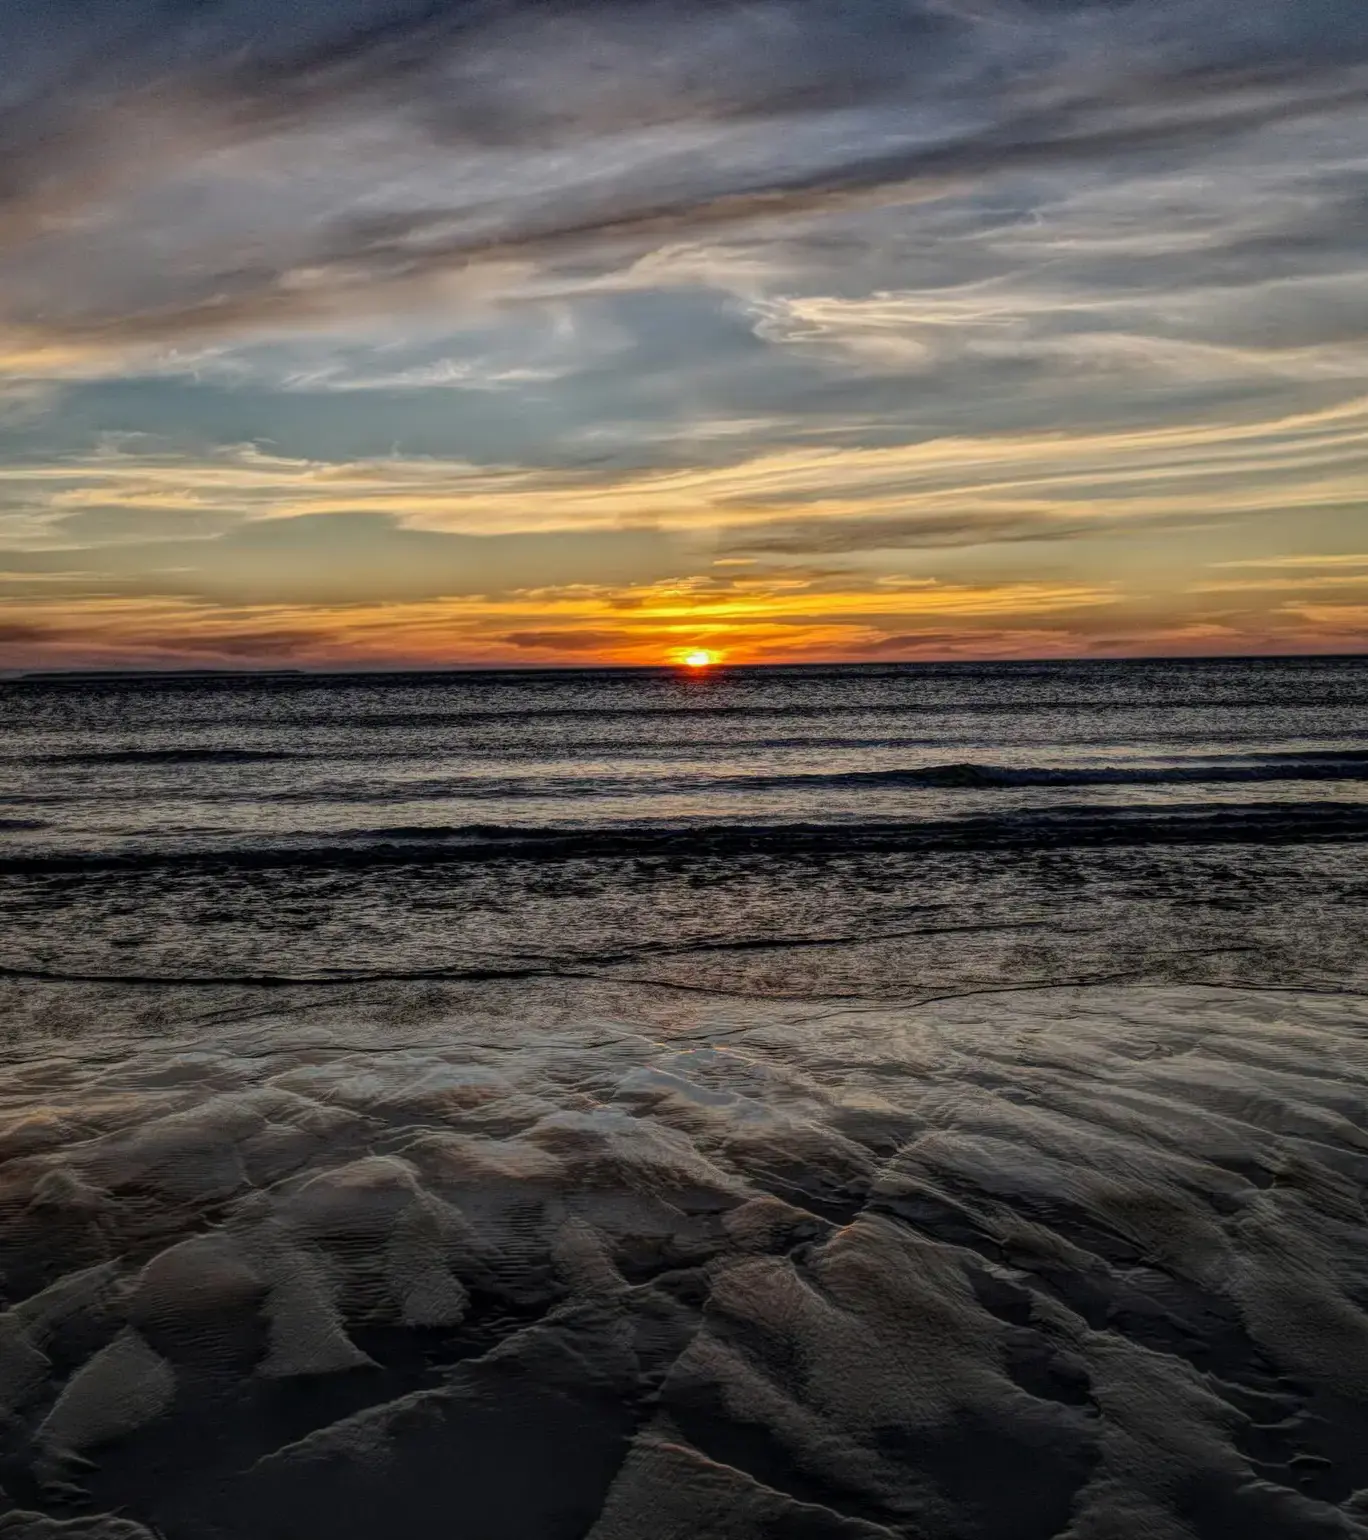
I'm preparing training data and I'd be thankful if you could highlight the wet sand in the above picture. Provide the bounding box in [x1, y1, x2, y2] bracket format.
[3, 983, 1368, 1538]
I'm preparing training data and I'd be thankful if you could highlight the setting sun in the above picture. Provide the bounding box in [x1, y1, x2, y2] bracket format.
[680, 649, 721, 669]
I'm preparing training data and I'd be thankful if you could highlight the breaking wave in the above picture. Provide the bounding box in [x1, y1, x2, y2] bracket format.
[726, 753, 1368, 791]
[2, 802, 1366, 874]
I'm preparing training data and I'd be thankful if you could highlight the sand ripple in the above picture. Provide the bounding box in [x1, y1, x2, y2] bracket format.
[2, 986, 1367, 1538]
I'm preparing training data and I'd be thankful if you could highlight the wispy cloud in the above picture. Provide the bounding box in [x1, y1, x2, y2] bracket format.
[1, 1, 1366, 355]
[1, 0, 1367, 665]
[9, 387, 1368, 542]
[1213, 553, 1368, 569]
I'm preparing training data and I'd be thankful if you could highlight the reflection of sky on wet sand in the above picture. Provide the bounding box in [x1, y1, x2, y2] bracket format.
[4, 983, 1368, 1536]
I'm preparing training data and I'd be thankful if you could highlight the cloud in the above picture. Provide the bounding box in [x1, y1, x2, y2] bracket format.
[1192, 573, 1368, 593]
[49, 506, 244, 543]
[6, 380, 1367, 564]
[1213, 552, 1368, 569]
[0, 556, 1354, 668]
[502, 629, 627, 653]
[0, 511, 681, 605]
[1279, 602, 1368, 633]
[1, 1, 1367, 666]
[722, 510, 1099, 555]
[136, 626, 323, 660]
[1, 0, 1366, 361]
[847, 627, 1088, 660]
[0, 619, 63, 644]
[751, 278, 1368, 387]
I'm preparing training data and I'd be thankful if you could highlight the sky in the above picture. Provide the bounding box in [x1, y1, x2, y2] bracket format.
[1, 0, 1367, 670]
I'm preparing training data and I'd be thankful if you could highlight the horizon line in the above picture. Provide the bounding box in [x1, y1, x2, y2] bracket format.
[5, 649, 1367, 683]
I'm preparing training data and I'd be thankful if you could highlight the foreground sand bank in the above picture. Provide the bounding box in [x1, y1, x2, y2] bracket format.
[2, 984, 1367, 1538]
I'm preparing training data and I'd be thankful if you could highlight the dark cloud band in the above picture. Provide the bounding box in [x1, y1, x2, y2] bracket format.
[1, 0, 1366, 349]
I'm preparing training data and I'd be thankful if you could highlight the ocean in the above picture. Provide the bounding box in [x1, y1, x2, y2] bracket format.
[3, 655, 1367, 1000]
[2, 656, 1368, 1539]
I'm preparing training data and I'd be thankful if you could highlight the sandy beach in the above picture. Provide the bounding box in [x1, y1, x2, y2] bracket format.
[2, 982, 1367, 1538]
